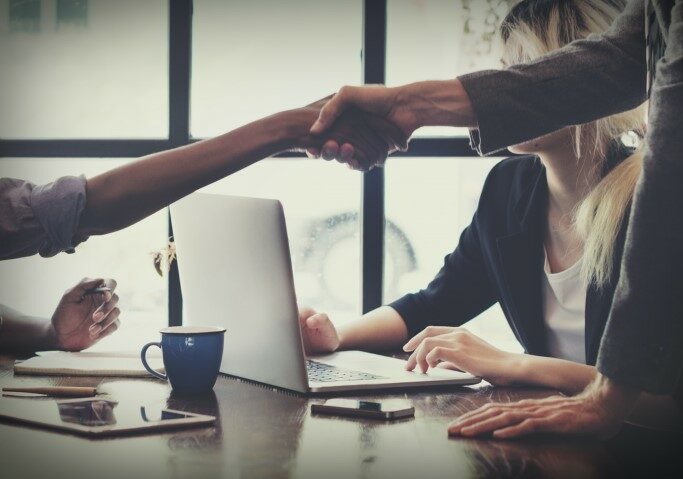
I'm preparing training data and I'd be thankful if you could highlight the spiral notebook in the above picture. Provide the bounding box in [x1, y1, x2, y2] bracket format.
[14, 351, 164, 378]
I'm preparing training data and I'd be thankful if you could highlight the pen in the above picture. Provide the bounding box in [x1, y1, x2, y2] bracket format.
[84, 287, 111, 296]
[2, 386, 98, 397]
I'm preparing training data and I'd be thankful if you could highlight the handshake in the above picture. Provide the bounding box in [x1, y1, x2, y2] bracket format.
[298, 85, 418, 171]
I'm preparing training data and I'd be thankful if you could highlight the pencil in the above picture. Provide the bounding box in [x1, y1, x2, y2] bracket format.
[2, 386, 98, 397]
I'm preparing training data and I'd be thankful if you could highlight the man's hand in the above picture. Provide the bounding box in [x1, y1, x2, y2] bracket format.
[298, 307, 340, 355]
[310, 85, 417, 138]
[402, 326, 522, 386]
[309, 80, 476, 169]
[447, 374, 640, 440]
[307, 86, 415, 170]
[51, 277, 120, 351]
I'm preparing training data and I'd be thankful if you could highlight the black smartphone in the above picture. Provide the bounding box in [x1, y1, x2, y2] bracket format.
[311, 399, 414, 420]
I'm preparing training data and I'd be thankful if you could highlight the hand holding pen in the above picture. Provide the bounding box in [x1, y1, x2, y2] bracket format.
[50, 278, 120, 351]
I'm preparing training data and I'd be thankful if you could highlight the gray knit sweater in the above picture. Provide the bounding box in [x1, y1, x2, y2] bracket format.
[459, 0, 682, 396]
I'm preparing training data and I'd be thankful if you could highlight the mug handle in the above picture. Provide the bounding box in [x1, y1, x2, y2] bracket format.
[141, 342, 167, 380]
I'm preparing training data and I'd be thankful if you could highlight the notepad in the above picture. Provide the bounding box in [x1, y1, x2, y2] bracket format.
[14, 351, 165, 378]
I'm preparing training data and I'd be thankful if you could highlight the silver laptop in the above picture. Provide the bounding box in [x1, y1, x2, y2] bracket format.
[170, 193, 480, 394]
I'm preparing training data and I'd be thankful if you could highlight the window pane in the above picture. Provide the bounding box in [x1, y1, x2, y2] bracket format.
[191, 0, 362, 138]
[0, 158, 168, 351]
[384, 157, 522, 352]
[198, 160, 361, 322]
[386, 0, 514, 137]
[0, 0, 168, 139]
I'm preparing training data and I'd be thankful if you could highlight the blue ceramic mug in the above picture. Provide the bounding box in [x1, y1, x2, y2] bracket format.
[141, 326, 226, 394]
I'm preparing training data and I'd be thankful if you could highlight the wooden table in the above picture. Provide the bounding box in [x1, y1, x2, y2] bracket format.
[0, 354, 680, 479]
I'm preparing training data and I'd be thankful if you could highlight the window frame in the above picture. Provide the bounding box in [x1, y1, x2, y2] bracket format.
[0, 0, 483, 326]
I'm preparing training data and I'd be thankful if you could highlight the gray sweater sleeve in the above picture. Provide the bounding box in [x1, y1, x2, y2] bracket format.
[597, 0, 683, 395]
[458, 0, 646, 155]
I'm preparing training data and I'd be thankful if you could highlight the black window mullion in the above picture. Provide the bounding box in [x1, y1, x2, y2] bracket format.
[167, 0, 193, 327]
[361, 0, 387, 313]
[0, 139, 171, 158]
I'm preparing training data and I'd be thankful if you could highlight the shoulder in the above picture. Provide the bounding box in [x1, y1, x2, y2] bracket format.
[480, 155, 543, 201]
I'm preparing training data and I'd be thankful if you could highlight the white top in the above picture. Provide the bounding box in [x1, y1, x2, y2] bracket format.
[542, 251, 586, 363]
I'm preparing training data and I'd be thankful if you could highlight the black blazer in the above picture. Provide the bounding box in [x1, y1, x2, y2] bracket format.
[390, 149, 630, 366]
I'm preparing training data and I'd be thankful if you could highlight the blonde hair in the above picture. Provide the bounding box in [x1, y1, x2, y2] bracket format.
[501, 0, 646, 287]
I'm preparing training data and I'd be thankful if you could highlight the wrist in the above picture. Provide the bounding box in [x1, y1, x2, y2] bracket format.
[398, 79, 476, 131]
[44, 322, 60, 350]
[588, 373, 640, 413]
[503, 353, 528, 385]
[271, 108, 319, 152]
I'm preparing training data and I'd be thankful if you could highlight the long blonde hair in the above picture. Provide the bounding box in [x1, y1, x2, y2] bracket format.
[500, 0, 645, 287]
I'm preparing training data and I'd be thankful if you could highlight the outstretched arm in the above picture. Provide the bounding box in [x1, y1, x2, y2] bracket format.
[311, 0, 646, 165]
[0, 101, 405, 259]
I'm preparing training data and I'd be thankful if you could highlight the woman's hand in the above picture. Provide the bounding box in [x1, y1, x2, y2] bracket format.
[50, 277, 120, 351]
[402, 326, 522, 386]
[298, 307, 340, 355]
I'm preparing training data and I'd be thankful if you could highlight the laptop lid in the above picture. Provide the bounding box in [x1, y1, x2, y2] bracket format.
[170, 193, 309, 393]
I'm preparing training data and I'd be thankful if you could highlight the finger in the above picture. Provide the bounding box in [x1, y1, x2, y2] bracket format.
[66, 277, 104, 301]
[321, 140, 340, 161]
[413, 339, 454, 372]
[102, 278, 117, 292]
[93, 293, 119, 323]
[306, 147, 320, 159]
[403, 326, 457, 352]
[339, 143, 355, 163]
[448, 407, 506, 436]
[493, 416, 559, 439]
[425, 345, 461, 369]
[306, 313, 333, 333]
[310, 90, 352, 134]
[97, 319, 121, 340]
[90, 307, 120, 337]
[405, 349, 418, 371]
[298, 306, 317, 324]
[459, 410, 531, 437]
[99, 308, 121, 331]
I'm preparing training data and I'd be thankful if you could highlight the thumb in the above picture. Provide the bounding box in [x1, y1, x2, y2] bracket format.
[307, 313, 326, 327]
[311, 88, 357, 135]
[65, 277, 104, 301]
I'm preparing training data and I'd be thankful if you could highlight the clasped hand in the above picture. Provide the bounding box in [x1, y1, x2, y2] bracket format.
[303, 87, 412, 171]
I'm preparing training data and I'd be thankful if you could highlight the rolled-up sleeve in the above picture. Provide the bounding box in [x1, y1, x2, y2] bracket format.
[0, 176, 88, 260]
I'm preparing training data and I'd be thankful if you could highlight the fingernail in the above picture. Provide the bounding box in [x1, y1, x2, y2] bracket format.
[310, 121, 321, 134]
[89, 324, 102, 335]
[322, 148, 334, 160]
[93, 311, 104, 323]
[104, 292, 112, 302]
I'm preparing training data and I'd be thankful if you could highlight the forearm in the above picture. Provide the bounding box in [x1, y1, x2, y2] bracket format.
[513, 354, 598, 394]
[337, 306, 409, 352]
[78, 110, 312, 236]
[0, 305, 57, 352]
[457, 0, 645, 155]
[597, 1, 683, 394]
[393, 79, 477, 132]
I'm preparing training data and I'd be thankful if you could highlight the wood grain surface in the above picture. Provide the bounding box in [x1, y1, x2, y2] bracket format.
[0, 354, 679, 479]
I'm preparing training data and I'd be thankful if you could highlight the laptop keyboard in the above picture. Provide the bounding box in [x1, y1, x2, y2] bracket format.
[306, 360, 385, 382]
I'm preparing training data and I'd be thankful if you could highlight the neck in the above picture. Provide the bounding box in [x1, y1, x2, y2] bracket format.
[539, 140, 603, 271]
[538, 142, 601, 218]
